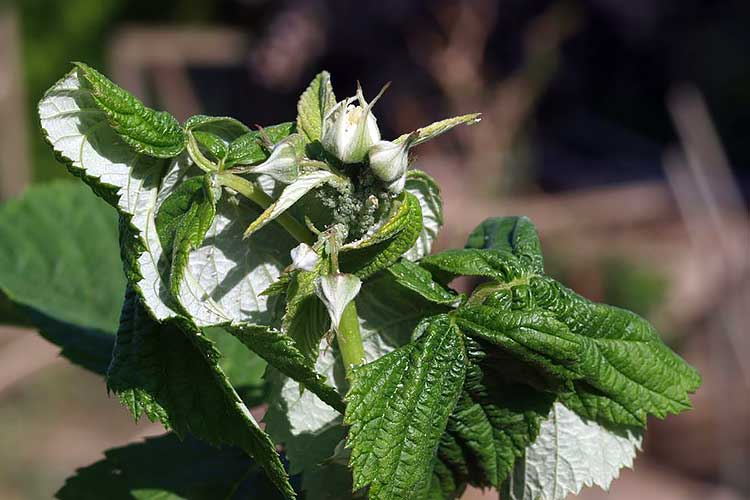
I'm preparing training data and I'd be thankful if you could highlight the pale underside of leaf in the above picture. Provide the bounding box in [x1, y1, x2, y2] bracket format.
[158, 160, 296, 327]
[38, 68, 178, 321]
[244, 170, 340, 238]
[403, 170, 444, 261]
[503, 402, 642, 500]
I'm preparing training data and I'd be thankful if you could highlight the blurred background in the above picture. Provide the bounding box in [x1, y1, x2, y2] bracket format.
[0, 0, 748, 498]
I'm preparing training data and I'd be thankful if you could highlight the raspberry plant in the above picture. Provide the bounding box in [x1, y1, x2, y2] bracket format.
[4, 64, 701, 499]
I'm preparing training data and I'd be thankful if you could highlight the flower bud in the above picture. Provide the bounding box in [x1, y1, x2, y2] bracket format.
[314, 273, 362, 331]
[288, 242, 319, 272]
[321, 83, 388, 164]
[367, 132, 417, 194]
[368, 140, 409, 193]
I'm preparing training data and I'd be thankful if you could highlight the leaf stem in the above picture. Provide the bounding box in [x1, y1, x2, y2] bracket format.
[217, 172, 315, 245]
[187, 132, 218, 173]
[336, 300, 365, 376]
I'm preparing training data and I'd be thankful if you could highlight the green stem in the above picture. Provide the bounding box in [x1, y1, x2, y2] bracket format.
[217, 172, 315, 245]
[337, 300, 365, 376]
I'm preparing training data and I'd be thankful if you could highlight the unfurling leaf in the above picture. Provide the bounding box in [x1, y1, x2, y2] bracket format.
[315, 273, 362, 331]
[297, 71, 337, 143]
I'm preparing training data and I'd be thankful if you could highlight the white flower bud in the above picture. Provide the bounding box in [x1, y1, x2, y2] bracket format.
[289, 242, 319, 272]
[321, 83, 389, 164]
[368, 132, 417, 194]
[368, 141, 408, 194]
[238, 135, 300, 184]
[314, 273, 362, 331]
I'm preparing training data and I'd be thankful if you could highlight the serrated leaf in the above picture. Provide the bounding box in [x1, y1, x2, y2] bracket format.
[156, 158, 297, 327]
[244, 170, 340, 238]
[502, 402, 642, 500]
[297, 71, 337, 143]
[345, 315, 467, 500]
[339, 192, 423, 278]
[438, 337, 555, 488]
[227, 122, 297, 167]
[56, 433, 293, 500]
[74, 63, 185, 158]
[155, 175, 217, 299]
[387, 260, 460, 305]
[264, 272, 448, 499]
[465, 216, 543, 274]
[108, 289, 295, 498]
[39, 68, 178, 321]
[393, 113, 481, 147]
[530, 276, 701, 426]
[454, 306, 581, 377]
[403, 170, 444, 260]
[225, 323, 345, 413]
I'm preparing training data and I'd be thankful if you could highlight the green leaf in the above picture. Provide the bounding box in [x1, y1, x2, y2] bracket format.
[340, 192, 423, 278]
[531, 277, 701, 426]
[0, 181, 126, 331]
[453, 306, 582, 383]
[438, 337, 555, 488]
[184, 115, 252, 165]
[297, 71, 337, 143]
[56, 433, 292, 500]
[345, 315, 467, 500]
[403, 170, 444, 261]
[225, 323, 345, 413]
[421, 248, 532, 284]
[264, 271, 447, 499]
[282, 258, 331, 363]
[502, 402, 642, 500]
[465, 216, 543, 274]
[227, 122, 297, 167]
[387, 260, 461, 305]
[74, 63, 185, 158]
[155, 175, 217, 298]
[107, 289, 294, 499]
[394, 113, 481, 147]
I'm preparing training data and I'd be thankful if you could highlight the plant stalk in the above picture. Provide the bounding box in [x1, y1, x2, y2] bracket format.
[336, 300, 365, 376]
[217, 172, 315, 244]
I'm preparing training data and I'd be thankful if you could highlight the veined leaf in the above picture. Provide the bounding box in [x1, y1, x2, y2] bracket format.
[454, 306, 581, 383]
[465, 216, 543, 274]
[393, 113, 481, 147]
[339, 192, 423, 278]
[502, 402, 642, 500]
[108, 289, 295, 498]
[74, 63, 185, 158]
[437, 337, 555, 489]
[57, 433, 293, 500]
[387, 260, 460, 305]
[184, 115, 252, 165]
[227, 122, 296, 167]
[531, 277, 701, 426]
[39, 67, 178, 321]
[403, 170, 443, 261]
[345, 315, 467, 500]
[244, 170, 340, 238]
[155, 175, 217, 299]
[297, 71, 337, 143]
[156, 159, 296, 327]
[225, 323, 344, 413]
[264, 271, 447, 499]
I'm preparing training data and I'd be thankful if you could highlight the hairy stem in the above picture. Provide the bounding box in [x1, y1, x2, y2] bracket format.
[217, 172, 315, 244]
[337, 300, 365, 375]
